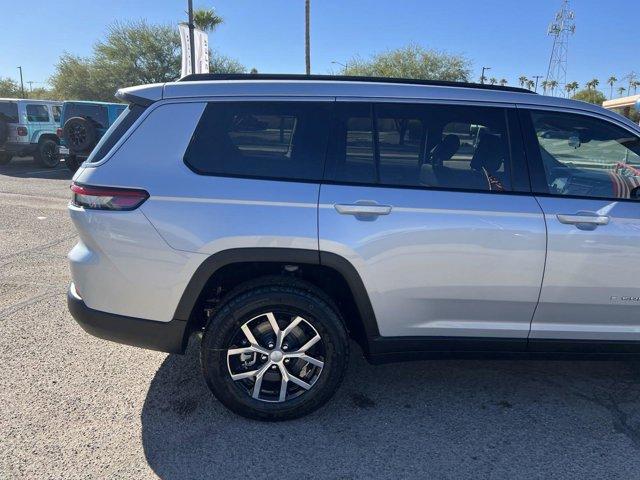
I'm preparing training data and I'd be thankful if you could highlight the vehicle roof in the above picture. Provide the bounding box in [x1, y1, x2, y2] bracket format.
[0, 98, 62, 104]
[62, 100, 125, 107]
[116, 75, 640, 132]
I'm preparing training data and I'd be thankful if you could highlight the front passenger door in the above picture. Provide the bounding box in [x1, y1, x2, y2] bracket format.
[521, 109, 640, 347]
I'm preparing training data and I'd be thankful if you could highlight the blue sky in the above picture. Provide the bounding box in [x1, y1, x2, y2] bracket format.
[1, 0, 638, 92]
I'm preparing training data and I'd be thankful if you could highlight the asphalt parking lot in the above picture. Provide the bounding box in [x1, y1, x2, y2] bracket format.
[2, 157, 640, 479]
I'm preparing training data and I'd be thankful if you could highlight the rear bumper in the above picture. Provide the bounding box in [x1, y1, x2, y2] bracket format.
[0, 142, 36, 156]
[67, 283, 189, 353]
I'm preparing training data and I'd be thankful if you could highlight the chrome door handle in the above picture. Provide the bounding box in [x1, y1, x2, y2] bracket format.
[334, 204, 392, 216]
[556, 214, 610, 226]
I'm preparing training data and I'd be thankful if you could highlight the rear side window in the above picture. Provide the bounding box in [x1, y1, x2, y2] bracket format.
[326, 103, 513, 192]
[184, 102, 332, 181]
[52, 105, 61, 122]
[87, 105, 146, 163]
[66, 104, 108, 129]
[26, 104, 50, 122]
[0, 102, 19, 123]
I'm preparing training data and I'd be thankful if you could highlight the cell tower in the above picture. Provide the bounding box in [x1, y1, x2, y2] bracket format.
[545, 0, 576, 96]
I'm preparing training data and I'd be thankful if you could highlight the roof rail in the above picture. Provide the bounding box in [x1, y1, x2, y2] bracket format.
[177, 73, 535, 94]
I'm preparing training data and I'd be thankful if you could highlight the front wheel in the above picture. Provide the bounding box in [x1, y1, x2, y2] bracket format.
[200, 280, 349, 421]
[35, 139, 59, 168]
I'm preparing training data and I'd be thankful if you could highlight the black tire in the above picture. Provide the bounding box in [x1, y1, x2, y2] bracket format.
[64, 154, 81, 173]
[0, 153, 11, 165]
[63, 117, 96, 153]
[35, 139, 59, 168]
[200, 277, 349, 421]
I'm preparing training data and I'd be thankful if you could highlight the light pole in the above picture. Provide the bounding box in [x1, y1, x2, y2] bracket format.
[532, 75, 543, 93]
[305, 0, 311, 75]
[331, 61, 346, 69]
[17, 66, 25, 98]
[480, 66, 491, 84]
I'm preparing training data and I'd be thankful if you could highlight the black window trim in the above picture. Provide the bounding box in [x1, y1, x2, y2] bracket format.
[325, 99, 530, 195]
[518, 106, 640, 204]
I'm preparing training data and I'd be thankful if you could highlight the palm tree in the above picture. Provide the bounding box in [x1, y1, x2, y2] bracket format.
[305, 0, 311, 75]
[193, 7, 223, 32]
[632, 81, 640, 95]
[617, 86, 627, 97]
[489, 77, 498, 85]
[566, 81, 579, 97]
[541, 80, 549, 94]
[586, 79, 600, 103]
[499, 79, 508, 86]
[548, 80, 558, 96]
[527, 80, 535, 91]
[518, 76, 528, 88]
[607, 76, 617, 99]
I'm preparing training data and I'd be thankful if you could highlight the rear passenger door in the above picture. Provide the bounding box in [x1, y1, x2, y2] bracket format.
[520, 108, 640, 347]
[319, 101, 547, 343]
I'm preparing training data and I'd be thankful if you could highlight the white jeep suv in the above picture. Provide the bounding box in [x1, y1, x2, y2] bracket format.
[68, 74, 640, 420]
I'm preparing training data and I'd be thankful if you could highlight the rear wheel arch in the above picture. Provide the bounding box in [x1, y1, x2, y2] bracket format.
[175, 248, 380, 353]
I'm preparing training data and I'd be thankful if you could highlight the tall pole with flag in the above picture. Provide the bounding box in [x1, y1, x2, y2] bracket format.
[187, 0, 196, 75]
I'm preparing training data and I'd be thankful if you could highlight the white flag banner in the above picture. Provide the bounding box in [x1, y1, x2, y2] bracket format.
[179, 24, 210, 77]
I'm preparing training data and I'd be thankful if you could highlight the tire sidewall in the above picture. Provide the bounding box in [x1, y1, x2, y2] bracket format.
[201, 287, 348, 420]
[36, 139, 59, 168]
[63, 117, 96, 153]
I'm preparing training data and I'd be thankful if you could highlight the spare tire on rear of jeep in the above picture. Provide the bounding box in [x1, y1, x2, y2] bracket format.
[63, 117, 97, 153]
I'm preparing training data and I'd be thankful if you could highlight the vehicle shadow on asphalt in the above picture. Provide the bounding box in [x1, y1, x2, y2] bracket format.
[0, 157, 72, 180]
[141, 338, 640, 479]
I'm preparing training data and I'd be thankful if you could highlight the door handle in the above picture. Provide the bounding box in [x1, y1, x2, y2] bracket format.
[334, 203, 392, 216]
[556, 214, 610, 226]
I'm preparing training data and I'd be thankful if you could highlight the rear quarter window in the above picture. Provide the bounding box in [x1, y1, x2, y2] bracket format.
[65, 104, 108, 129]
[87, 104, 146, 163]
[0, 102, 18, 123]
[183, 101, 332, 181]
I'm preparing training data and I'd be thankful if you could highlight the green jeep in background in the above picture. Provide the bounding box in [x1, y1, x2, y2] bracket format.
[0, 98, 62, 167]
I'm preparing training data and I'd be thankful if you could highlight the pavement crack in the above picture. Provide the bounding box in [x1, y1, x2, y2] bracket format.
[0, 291, 64, 317]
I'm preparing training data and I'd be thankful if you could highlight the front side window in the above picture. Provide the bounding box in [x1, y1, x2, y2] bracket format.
[327, 102, 512, 192]
[530, 111, 640, 200]
[184, 102, 331, 181]
[26, 104, 50, 122]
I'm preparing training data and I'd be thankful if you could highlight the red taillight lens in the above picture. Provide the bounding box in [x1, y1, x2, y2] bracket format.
[17, 126, 28, 136]
[56, 128, 63, 138]
[70, 182, 149, 211]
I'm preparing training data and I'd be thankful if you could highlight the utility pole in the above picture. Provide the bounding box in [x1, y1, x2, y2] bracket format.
[480, 66, 491, 84]
[305, 0, 311, 75]
[27, 81, 34, 92]
[187, 0, 196, 75]
[17, 66, 25, 98]
[532, 75, 543, 93]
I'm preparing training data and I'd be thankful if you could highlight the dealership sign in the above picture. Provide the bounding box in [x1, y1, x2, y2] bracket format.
[179, 24, 210, 76]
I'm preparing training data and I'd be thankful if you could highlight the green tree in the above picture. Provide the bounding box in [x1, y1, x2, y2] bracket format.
[192, 7, 223, 32]
[565, 81, 579, 96]
[0, 77, 20, 97]
[572, 88, 607, 105]
[617, 86, 627, 97]
[526, 79, 535, 91]
[607, 76, 617, 99]
[341, 44, 471, 81]
[518, 76, 528, 88]
[548, 80, 558, 96]
[499, 78, 508, 86]
[541, 80, 549, 94]
[50, 20, 244, 101]
[489, 77, 497, 85]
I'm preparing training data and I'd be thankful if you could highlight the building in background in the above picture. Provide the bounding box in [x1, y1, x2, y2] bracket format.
[603, 95, 640, 125]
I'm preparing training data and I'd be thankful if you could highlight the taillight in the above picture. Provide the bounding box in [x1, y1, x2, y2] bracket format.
[70, 182, 149, 211]
[17, 126, 28, 136]
[56, 128, 63, 138]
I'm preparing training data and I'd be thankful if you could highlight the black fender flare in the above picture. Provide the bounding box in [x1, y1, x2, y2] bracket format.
[173, 248, 380, 344]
